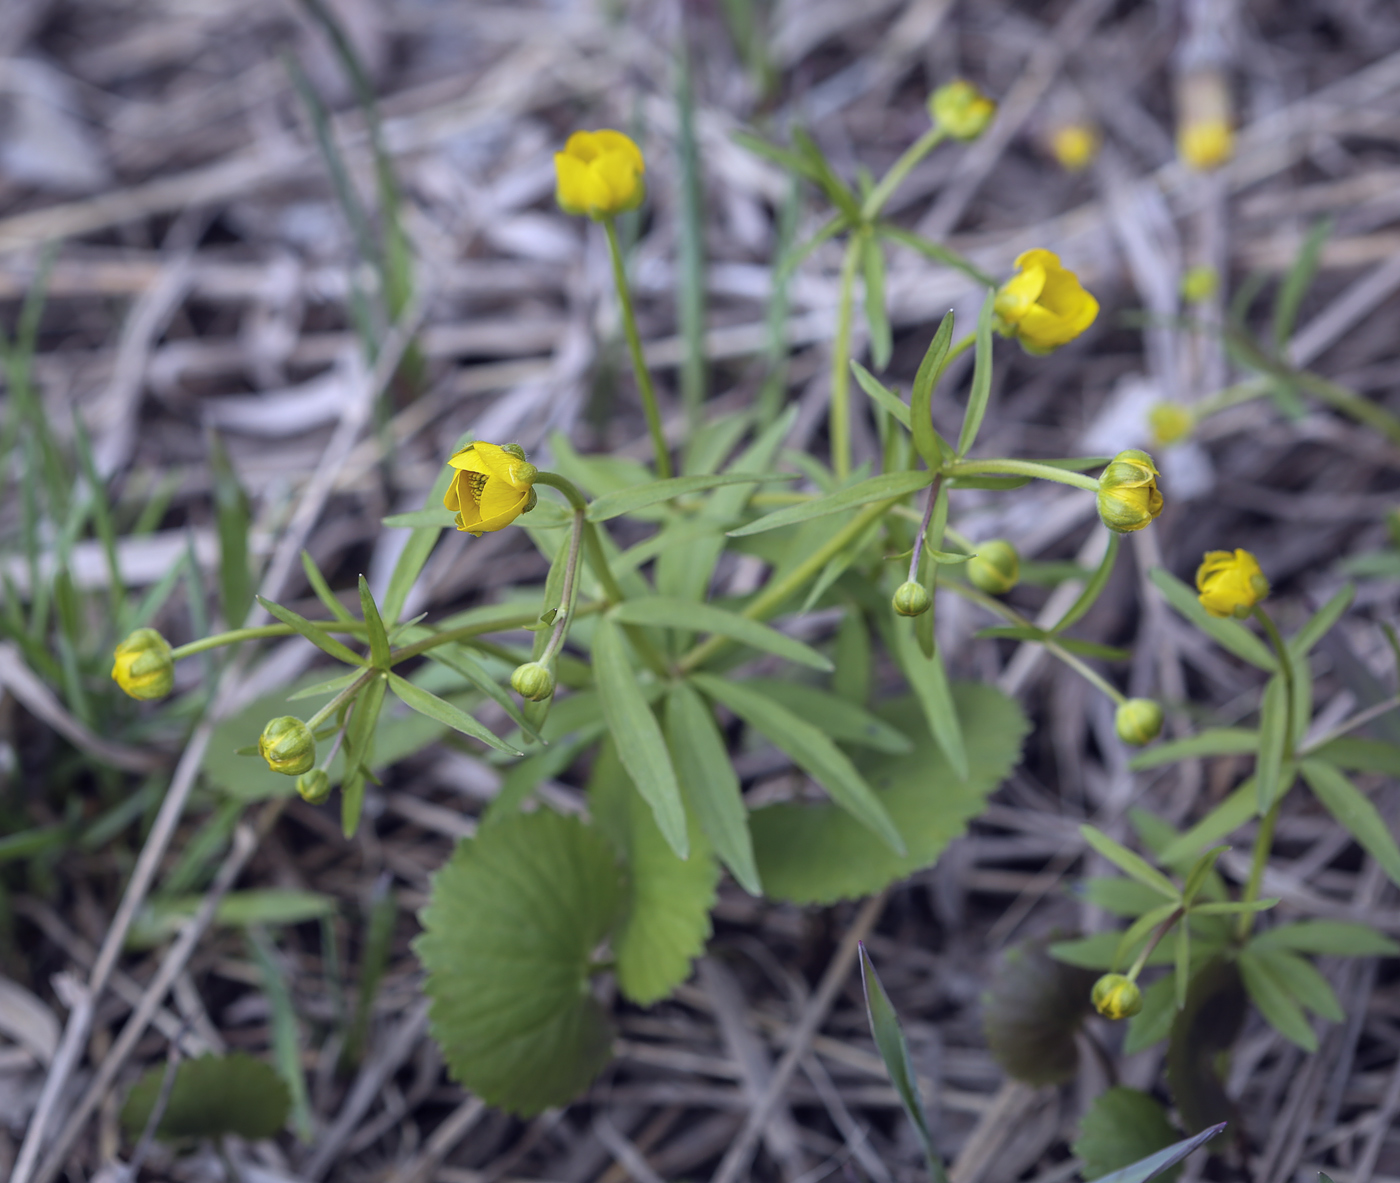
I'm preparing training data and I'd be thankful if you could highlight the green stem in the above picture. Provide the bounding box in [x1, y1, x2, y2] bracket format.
[677, 496, 896, 673]
[946, 458, 1101, 492]
[306, 668, 377, 732]
[1295, 370, 1400, 447]
[907, 476, 943, 583]
[531, 471, 588, 513]
[1254, 605, 1295, 752]
[1237, 799, 1282, 941]
[604, 217, 672, 478]
[862, 126, 947, 219]
[532, 470, 633, 607]
[539, 510, 585, 667]
[389, 610, 580, 664]
[830, 236, 863, 480]
[1127, 908, 1184, 981]
[170, 622, 367, 659]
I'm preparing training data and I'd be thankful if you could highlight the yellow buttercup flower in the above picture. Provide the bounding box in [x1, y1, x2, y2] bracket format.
[1049, 124, 1099, 173]
[1196, 549, 1269, 619]
[444, 442, 538, 536]
[1091, 973, 1143, 1020]
[1096, 449, 1163, 534]
[554, 130, 646, 220]
[929, 80, 996, 141]
[1148, 403, 1193, 448]
[1178, 119, 1233, 171]
[111, 628, 175, 700]
[994, 250, 1099, 354]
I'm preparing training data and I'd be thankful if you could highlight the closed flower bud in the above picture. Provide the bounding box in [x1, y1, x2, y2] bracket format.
[1092, 973, 1143, 1020]
[1196, 549, 1269, 619]
[1049, 124, 1099, 173]
[892, 581, 932, 618]
[1096, 449, 1164, 534]
[1116, 699, 1164, 746]
[510, 661, 555, 702]
[1148, 403, 1193, 448]
[259, 716, 316, 777]
[994, 250, 1099, 354]
[554, 130, 646, 220]
[296, 769, 332, 805]
[444, 442, 538, 536]
[929, 80, 996, 141]
[1180, 264, 1219, 304]
[966, 540, 1020, 595]
[1176, 70, 1233, 172]
[111, 628, 175, 700]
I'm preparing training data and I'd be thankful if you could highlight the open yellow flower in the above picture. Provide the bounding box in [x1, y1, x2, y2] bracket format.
[994, 249, 1099, 354]
[1196, 549, 1269, 618]
[445, 442, 538, 536]
[554, 130, 646, 220]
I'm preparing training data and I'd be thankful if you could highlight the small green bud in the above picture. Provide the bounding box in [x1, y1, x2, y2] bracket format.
[1096, 449, 1164, 534]
[1180, 264, 1219, 304]
[1091, 973, 1143, 1020]
[966, 540, 1020, 595]
[259, 716, 316, 776]
[500, 443, 528, 462]
[111, 628, 175, 700]
[892, 581, 932, 618]
[510, 661, 555, 702]
[929, 79, 997, 141]
[1115, 699, 1164, 746]
[296, 769, 332, 804]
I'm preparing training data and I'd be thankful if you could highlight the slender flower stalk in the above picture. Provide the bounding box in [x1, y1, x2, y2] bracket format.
[604, 218, 672, 479]
[946, 458, 1101, 491]
[829, 236, 863, 480]
[861, 126, 947, 220]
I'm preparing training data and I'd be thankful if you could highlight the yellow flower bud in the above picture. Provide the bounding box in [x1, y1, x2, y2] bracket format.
[929, 80, 997, 141]
[1178, 120, 1233, 171]
[1195, 549, 1269, 619]
[296, 770, 332, 805]
[1096, 449, 1164, 534]
[1115, 699, 1164, 747]
[554, 130, 646, 220]
[1176, 70, 1233, 172]
[444, 442, 538, 536]
[892, 581, 932, 618]
[1180, 264, 1219, 304]
[111, 628, 175, 701]
[510, 661, 555, 702]
[259, 717, 316, 777]
[1049, 124, 1099, 173]
[1148, 403, 1193, 448]
[994, 250, 1099, 354]
[1091, 973, 1143, 1020]
[966, 540, 1020, 596]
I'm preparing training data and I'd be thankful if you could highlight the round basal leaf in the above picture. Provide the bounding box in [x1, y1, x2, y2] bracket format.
[415, 809, 625, 1116]
[589, 742, 719, 1005]
[983, 933, 1097, 1086]
[1074, 1087, 1181, 1182]
[749, 684, 1028, 903]
[1166, 957, 1246, 1135]
[121, 1053, 290, 1142]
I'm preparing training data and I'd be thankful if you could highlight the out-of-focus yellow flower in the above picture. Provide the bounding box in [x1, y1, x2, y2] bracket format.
[1176, 70, 1233, 172]
[994, 250, 1099, 354]
[1179, 119, 1233, 171]
[111, 628, 175, 700]
[1148, 403, 1193, 448]
[1092, 973, 1143, 1020]
[1180, 264, 1219, 304]
[967, 540, 1020, 595]
[892, 581, 932, 618]
[259, 717, 316, 777]
[1096, 449, 1163, 534]
[1196, 549, 1269, 619]
[554, 130, 646, 220]
[444, 442, 538, 536]
[1115, 699, 1164, 746]
[929, 80, 996, 141]
[1049, 124, 1099, 173]
[510, 661, 555, 702]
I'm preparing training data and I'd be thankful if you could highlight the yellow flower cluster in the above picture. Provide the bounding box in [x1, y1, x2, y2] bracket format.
[445, 442, 538, 536]
[994, 250, 1099, 354]
[1196, 549, 1269, 618]
[554, 130, 646, 220]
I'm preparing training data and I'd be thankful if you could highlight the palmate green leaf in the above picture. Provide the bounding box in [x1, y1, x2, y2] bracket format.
[587, 473, 793, 522]
[121, 1053, 290, 1142]
[416, 810, 625, 1116]
[1074, 1087, 1181, 1183]
[594, 618, 688, 858]
[955, 290, 996, 457]
[1300, 758, 1400, 887]
[692, 672, 903, 855]
[748, 685, 1027, 903]
[1252, 920, 1400, 957]
[890, 614, 968, 779]
[1149, 569, 1277, 672]
[742, 678, 912, 754]
[911, 310, 955, 469]
[850, 360, 911, 429]
[1093, 1123, 1226, 1183]
[665, 683, 760, 895]
[1238, 947, 1317, 1051]
[590, 741, 718, 1005]
[258, 595, 366, 667]
[1256, 674, 1290, 813]
[386, 672, 521, 756]
[1128, 728, 1259, 770]
[1080, 826, 1179, 899]
[862, 235, 892, 371]
[859, 945, 946, 1182]
[727, 470, 932, 537]
[611, 597, 831, 671]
